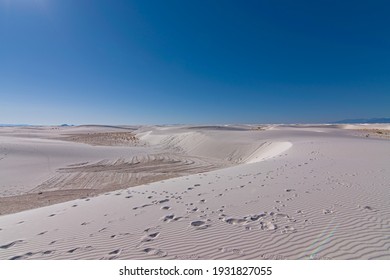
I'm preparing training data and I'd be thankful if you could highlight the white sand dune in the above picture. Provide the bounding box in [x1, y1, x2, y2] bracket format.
[244, 142, 292, 163]
[0, 127, 148, 197]
[0, 124, 389, 260]
[339, 124, 390, 130]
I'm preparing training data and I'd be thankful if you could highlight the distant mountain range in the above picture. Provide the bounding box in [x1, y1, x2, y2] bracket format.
[333, 118, 390, 124]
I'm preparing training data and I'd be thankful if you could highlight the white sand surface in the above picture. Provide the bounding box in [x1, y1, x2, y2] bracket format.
[0, 126, 148, 197]
[0, 124, 389, 259]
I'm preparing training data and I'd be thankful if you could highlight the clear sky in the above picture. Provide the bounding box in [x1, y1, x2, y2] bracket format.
[0, 0, 389, 125]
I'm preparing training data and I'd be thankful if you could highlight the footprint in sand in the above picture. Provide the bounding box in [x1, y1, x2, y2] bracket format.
[67, 248, 78, 253]
[42, 250, 55, 255]
[245, 213, 266, 221]
[67, 246, 93, 254]
[280, 225, 296, 234]
[9, 252, 34, 260]
[140, 232, 160, 243]
[161, 214, 175, 222]
[161, 214, 183, 222]
[110, 249, 121, 255]
[225, 218, 247, 225]
[9, 249, 54, 260]
[100, 249, 122, 260]
[190, 220, 209, 229]
[260, 221, 277, 230]
[148, 232, 159, 239]
[143, 248, 168, 257]
[133, 204, 153, 210]
[188, 207, 198, 213]
[0, 240, 24, 249]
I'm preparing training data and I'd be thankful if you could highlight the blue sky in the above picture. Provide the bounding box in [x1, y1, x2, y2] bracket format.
[0, 0, 389, 125]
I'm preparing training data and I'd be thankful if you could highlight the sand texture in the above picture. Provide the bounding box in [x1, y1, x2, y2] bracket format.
[0, 124, 389, 259]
